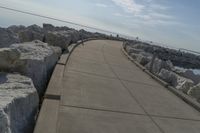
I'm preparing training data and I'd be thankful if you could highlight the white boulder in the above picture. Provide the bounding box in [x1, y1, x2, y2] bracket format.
[131, 53, 152, 66]
[188, 83, 200, 100]
[0, 72, 39, 133]
[44, 31, 72, 50]
[125, 45, 136, 54]
[159, 69, 194, 93]
[65, 30, 80, 43]
[175, 69, 200, 85]
[17, 25, 44, 43]
[10, 40, 62, 95]
[129, 48, 144, 54]
[0, 48, 20, 71]
[0, 28, 19, 48]
[146, 58, 174, 74]
[146, 58, 163, 74]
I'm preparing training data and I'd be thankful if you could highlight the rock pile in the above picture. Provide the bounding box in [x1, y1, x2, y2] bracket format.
[0, 40, 61, 133]
[10, 40, 62, 95]
[0, 28, 19, 48]
[0, 73, 39, 133]
[18, 25, 44, 42]
[0, 40, 61, 95]
[188, 83, 200, 101]
[158, 69, 194, 93]
[123, 41, 200, 102]
[44, 31, 72, 50]
[0, 23, 124, 133]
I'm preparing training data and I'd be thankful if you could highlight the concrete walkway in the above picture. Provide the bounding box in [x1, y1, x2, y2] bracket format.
[36, 40, 200, 133]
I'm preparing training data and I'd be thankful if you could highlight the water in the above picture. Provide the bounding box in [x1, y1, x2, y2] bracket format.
[175, 66, 200, 75]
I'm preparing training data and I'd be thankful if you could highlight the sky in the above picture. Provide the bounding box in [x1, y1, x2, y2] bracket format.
[0, 0, 200, 51]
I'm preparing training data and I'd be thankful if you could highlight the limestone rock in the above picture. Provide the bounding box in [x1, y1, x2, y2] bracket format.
[44, 31, 72, 50]
[0, 28, 19, 48]
[0, 48, 20, 71]
[159, 69, 194, 93]
[146, 58, 163, 74]
[124, 41, 200, 69]
[10, 40, 61, 95]
[79, 29, 93, 39]
[130, 52, 152, 66]
[0, 72, 39, 133]
[64, 30, 80, 43]
[188, 83, 200, 101]
[158, 69, 177, 85]
[175, 77, 194, 93]
[18, 25, 44, 42]
[50, 46, 63, 57]
[125, 45, 135, 54]
[146, 58, 174, 74]
[43, 23, 56, 31]
[129, 48, 144, 54]
[136, 54, 152, 66]
[130, 53, 138, 59]
[175, 69, 200, 85]
[132, 43, 148, 50]
[7, 25, 26, 34]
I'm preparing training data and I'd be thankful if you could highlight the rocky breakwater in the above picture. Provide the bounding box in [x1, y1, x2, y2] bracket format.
[123, 41, 200, 102]
[0, 23, 124, 133]
[9, 40, 62, 95]
[0, 73, 39, 133]
[0, 40, 61, 133]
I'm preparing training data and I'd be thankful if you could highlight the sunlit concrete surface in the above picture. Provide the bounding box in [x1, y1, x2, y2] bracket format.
[37, 40, 200, 133]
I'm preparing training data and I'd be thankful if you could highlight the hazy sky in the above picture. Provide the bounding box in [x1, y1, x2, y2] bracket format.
[0, 0, 200, 51]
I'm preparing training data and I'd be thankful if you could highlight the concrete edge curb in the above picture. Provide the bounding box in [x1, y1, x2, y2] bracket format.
[121, 47, 200, 112]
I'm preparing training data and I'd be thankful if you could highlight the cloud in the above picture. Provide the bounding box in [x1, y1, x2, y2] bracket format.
[113, 13, 132, 18]
[149, 12, 174, 19]
[125, 1, 179, 26]
[110, 0, 177, 26]
[0, 0, 110, 30]
[150, 4, 170, 10]
[113, 13, 123, 17]
[95, 3, 108, 8]
[111, 0, 144, 14]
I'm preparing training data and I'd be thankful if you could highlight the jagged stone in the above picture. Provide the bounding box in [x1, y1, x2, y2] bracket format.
[175, 69, 200, 85]
[0, 28, 19, 48]
[125, 45, 134, 54]
[43, 23, 56, 31]
[50, 46, 63, 57]
[7, 25, 26, 33]
[136, 54, 152, 66]
[44, 31, 72, 50]
[146, 58, 174, 74]
[64, 30, 80, 43]
[9, 40, 61, 95]
[188, 83, 200, 101]
[124, 41, 200, 69]
[146, 58, 163, 74]
[159, 69, 194, 93]
[79, 29, 93, 39]
[0, 72, 39, 133]
[130, 52, 152, 66]
[0, 48, 20, 71]
[18, 25, 44, 42]
[130, 48, 144, 54]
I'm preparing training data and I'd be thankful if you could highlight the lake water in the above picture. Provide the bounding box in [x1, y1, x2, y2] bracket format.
[175, 66, 200, 75]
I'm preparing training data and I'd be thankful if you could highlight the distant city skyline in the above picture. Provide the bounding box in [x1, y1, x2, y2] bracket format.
[0, 0, 199, 51]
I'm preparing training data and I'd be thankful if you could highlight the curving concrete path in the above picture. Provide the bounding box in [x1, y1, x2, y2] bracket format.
[35, 40, 200, 133]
